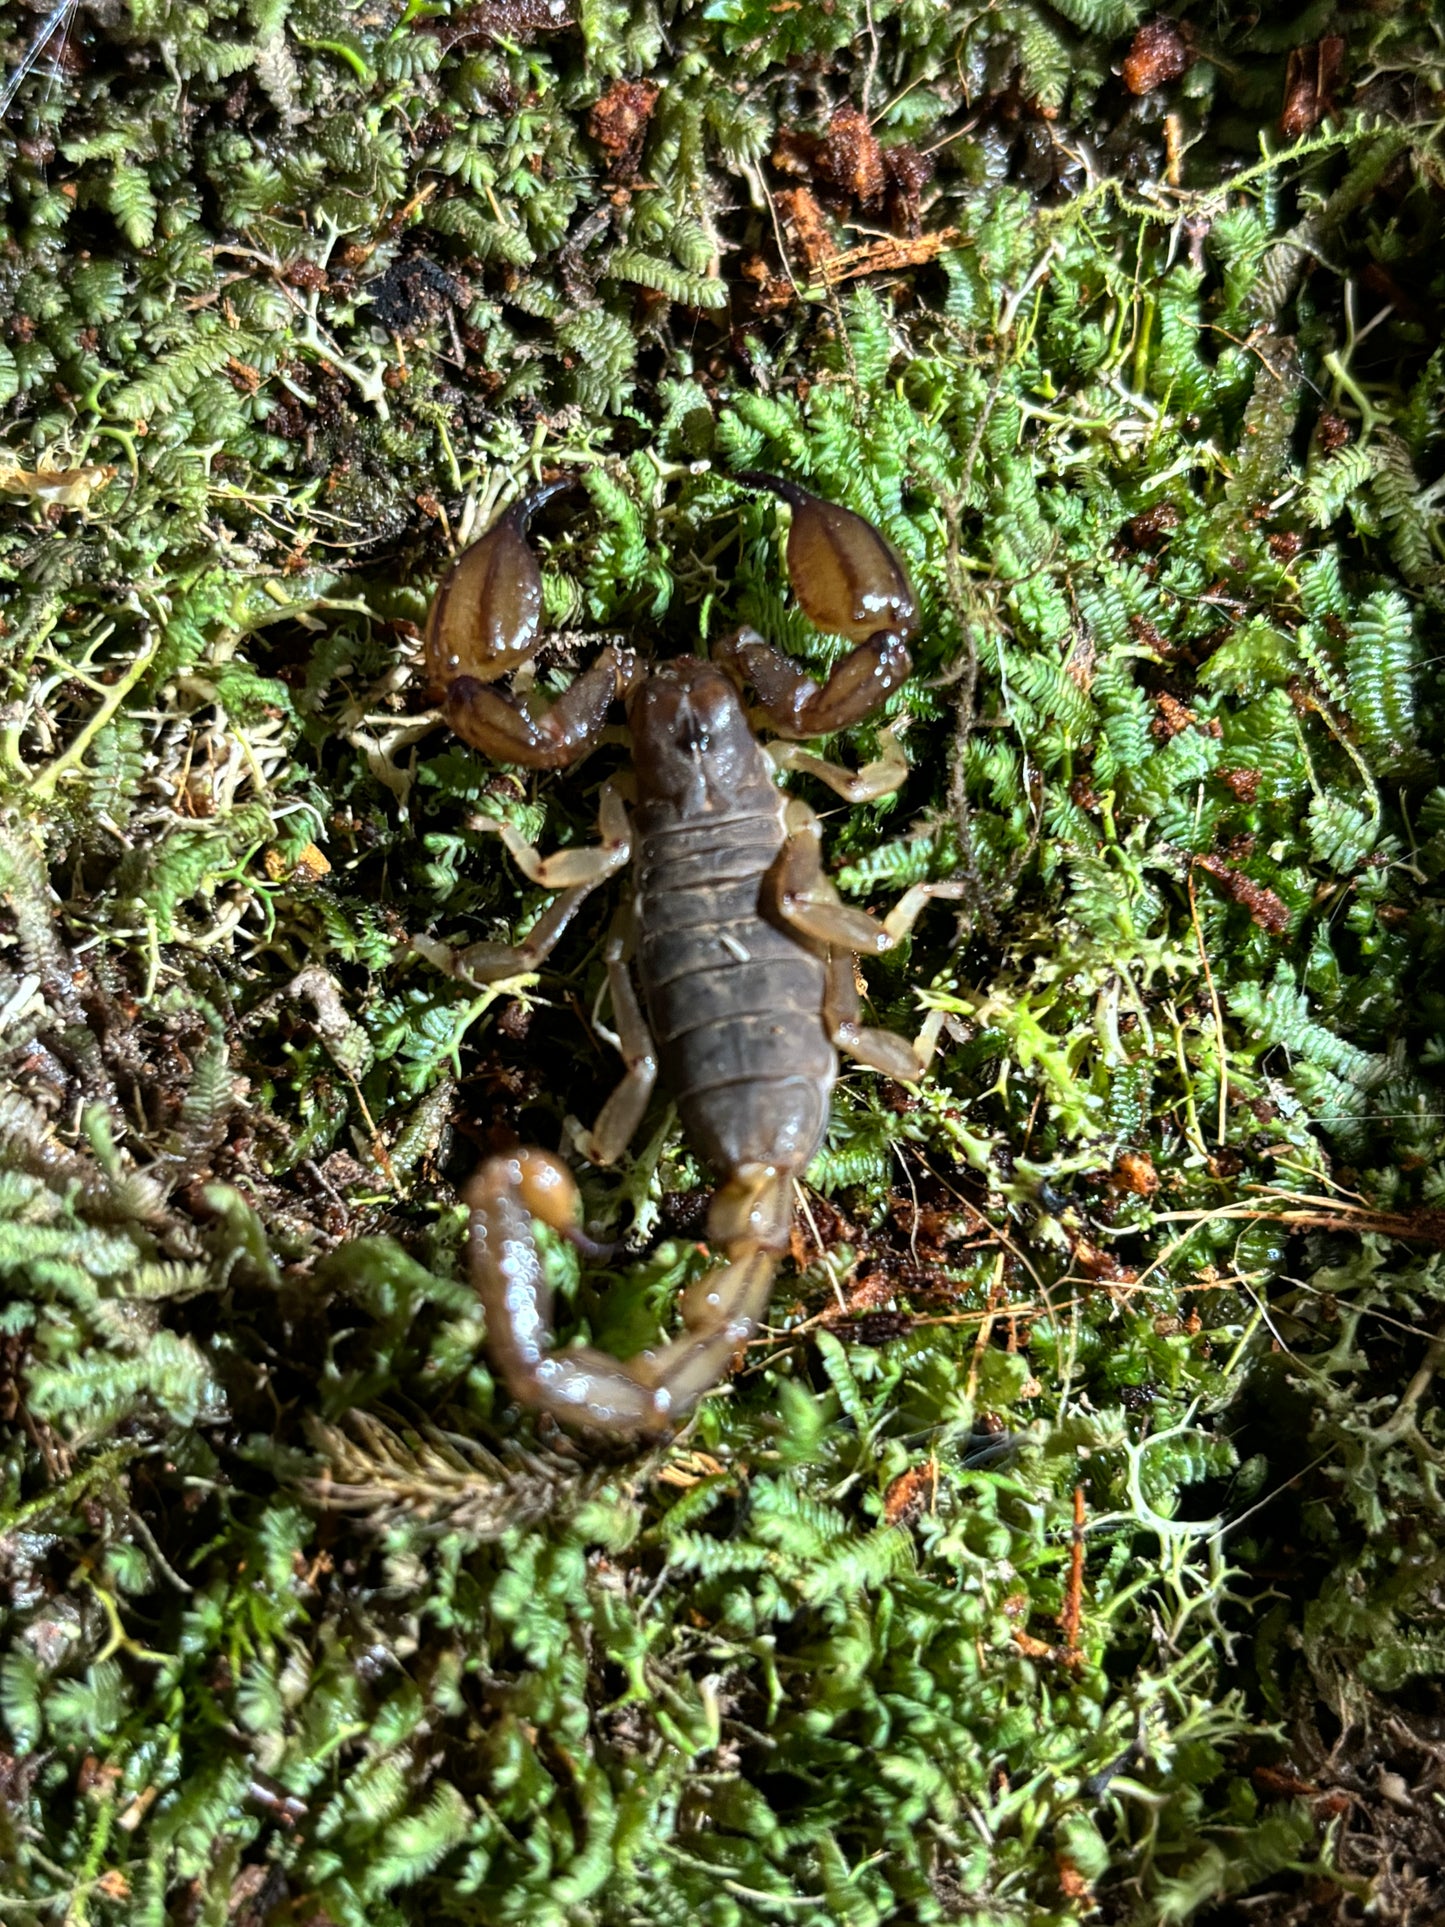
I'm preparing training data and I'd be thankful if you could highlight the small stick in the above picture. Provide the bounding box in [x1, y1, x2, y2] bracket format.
[1059, 1484, 1086, 1652]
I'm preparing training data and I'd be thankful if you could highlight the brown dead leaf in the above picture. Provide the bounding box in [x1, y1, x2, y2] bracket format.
[884, 1460, 938, 1526]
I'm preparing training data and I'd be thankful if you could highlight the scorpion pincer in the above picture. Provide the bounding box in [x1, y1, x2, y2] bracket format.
[421, 473, 962, 1439]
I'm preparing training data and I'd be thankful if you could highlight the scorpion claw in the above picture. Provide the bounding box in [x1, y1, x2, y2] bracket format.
[734, 471, 915, 649]
[426, 479, 573, 691]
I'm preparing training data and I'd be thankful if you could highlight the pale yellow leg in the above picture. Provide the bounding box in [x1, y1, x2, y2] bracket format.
[578, 922, 659, 1166]
[766, 725, 909, 804]
[766, 796, 965, 955]
[480, 777, 631, 890]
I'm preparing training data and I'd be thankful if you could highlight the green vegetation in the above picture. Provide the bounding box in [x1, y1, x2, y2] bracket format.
[1, 0, 1444, 1920]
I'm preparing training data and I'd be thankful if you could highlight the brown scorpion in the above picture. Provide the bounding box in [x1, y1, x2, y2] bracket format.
[420, 473, 961, 1438]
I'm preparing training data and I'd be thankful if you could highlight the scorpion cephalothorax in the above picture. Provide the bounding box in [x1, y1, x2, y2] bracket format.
[420, 474, 961, 1439]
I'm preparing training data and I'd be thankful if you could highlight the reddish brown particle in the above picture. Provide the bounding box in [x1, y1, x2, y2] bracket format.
[284, 258, 329, 292]
[817, 104, 885, 206]
[428, 0, 575, 53]
[1123, 502, 1181, 550]
[494, 1000, 533, 1043]
[846, 1309, 916, 1347]
[586, 77, 660, 179]
[820, 1268, 896, 1324]
[882, 142, 933, 236]
[1128, 613, 1169, 654]
[1267, 529, 1304, 561]
[1316, 410, 1352, 455]
[1072, 1238, 1138, 1284]
[740, 253, 795, 314]
[1112, 1150, 1159, 1198]
[770, 126, 819, 181]
[775, 186, 836, 274]
[1058, 1860, 1092, 1902]
[1152, 691, 1196, 740]
[1122, 18, 1191, 95]
[883, 1461, 938, 1526]
[773, 104, 894, 213]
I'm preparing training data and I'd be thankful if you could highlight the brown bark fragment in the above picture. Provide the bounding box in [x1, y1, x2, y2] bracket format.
[587, 78, 660, 179]
[1281, 37, 1345, 140]
[775, 186, 836, 274]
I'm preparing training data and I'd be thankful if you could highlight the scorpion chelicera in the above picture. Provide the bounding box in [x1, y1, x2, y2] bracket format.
[420, 473, 961, 1439]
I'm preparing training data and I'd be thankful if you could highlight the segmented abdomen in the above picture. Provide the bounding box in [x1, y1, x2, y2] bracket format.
[634, 802, 835, 1181]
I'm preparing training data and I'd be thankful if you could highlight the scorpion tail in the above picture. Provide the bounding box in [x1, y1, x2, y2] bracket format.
[466, 1150, 784, 1440]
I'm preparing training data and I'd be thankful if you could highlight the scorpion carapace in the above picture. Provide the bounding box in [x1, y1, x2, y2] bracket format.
[422, 475, 961, 1439]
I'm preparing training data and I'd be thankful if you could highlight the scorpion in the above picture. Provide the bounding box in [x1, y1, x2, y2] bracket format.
[420, 473, 961, 1439]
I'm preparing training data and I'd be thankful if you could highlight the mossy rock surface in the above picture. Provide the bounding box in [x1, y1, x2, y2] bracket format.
[2, 3, 1445, 1922]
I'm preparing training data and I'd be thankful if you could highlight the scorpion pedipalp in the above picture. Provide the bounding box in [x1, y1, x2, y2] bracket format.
[733, 471, 916, 645]
[424, 475, 628, 769]
[424, 477, 575, 690]
[720, 473, 916, 738]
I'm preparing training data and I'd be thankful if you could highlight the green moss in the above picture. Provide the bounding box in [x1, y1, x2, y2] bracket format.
[2, 2, 1445, 1922]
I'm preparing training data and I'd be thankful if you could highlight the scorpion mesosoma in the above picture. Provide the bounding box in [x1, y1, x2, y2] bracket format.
[421, 474, 961, 1438]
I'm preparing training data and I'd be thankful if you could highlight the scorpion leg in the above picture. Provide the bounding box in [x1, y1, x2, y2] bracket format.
[413, 881, 596, 986]
[823, 949, 944, 1080]
[578, 915, 659, 1166]
[480, 776, 632, 891]
[765, 798, 963, 1076]
[765, 725, 909, 804]
[766, 798, 965, 955]
[415, 782, 629, 984]
[467, 1151, 786, 1437]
